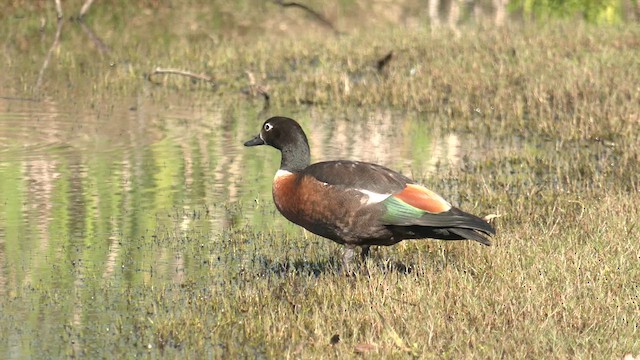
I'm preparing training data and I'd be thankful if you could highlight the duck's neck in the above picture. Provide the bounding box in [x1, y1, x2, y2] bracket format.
[280, 139, 310, 173]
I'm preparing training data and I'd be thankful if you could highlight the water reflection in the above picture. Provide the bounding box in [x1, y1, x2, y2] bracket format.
[0, 97, 475, 288]
[0, 97, 483, 357]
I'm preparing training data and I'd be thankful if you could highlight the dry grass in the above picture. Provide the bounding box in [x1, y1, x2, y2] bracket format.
[1, 3, 639, 359]
[4, 9, 639, 147]
[140, 173, 639, 358]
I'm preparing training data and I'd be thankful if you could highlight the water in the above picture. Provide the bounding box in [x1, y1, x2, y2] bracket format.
[1, 2, 636, 356]
[1, 95, 501, 356]
[0, 97, 479, 278]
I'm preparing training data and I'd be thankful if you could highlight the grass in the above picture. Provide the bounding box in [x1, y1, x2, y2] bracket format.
[3, 8, 639, 145]
[87, 187, 638, 358]
[137, 165, 640, 359]
[1, 2, 639, 359]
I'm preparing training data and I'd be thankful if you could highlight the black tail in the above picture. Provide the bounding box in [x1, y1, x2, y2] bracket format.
[448, 207, 495, 246]
[449, 227, 492, 246]
[390, 207, 496, 246]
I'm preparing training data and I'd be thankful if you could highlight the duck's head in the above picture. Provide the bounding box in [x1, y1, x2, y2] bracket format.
[244, 116, 308, 151]
[244, 116, 311, 171]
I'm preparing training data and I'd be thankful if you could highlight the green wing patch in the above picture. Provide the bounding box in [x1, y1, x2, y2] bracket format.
[380, 196, 426, 225]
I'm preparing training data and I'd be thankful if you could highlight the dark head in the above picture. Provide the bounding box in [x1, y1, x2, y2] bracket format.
[244, 116, 311, 172]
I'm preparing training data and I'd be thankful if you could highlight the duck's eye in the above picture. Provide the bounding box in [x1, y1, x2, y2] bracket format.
[264, 123, 273, 131]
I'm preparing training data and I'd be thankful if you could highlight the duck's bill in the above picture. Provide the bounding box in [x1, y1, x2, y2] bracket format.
[244, 135, 265, 147]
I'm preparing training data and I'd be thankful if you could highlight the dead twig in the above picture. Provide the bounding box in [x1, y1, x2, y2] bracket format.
[272, 0, 340, 35]
[376, 51, 393, 73]
[244, 71, 270, 112]
[34, 16, 64, 93]
[70, 0, 110, 54]
[78, 20, 111, 54]
[0, 96, 40, 102]
[78, 0, 95, 19]
[147, 67, 215, 86]
[55, 0, 63, 19]
[483, 213, 503, 223]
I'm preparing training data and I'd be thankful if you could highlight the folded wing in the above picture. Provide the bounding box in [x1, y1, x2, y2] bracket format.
[381, 184, 495, 245]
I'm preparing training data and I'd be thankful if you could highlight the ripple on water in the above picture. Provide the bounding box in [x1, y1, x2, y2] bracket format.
[1, 97, 155, 162]
[1, 102, 516, 294]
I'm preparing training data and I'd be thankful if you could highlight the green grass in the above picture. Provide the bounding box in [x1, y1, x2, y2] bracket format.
[1, 2, 639, 358]
[136, 168, 640, 358]
[3, 7, 639, 145]
[65, 187, 638, 358]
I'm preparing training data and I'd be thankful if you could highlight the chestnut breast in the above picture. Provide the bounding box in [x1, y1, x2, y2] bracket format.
[272, 170, 387, 244]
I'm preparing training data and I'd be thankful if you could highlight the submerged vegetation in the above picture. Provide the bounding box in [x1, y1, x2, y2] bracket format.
[1, 1, 639, 359]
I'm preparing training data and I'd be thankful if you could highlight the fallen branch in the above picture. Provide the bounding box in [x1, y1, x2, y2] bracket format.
[78, 20, 111, 54]
[272, 0, 340, 35]
[78, 0, 95, 19]
[55, 0, 63, 19]
[483, 213, 503, 223]
[376, 51, 393, 73]
[147, 67, 215, 85]
[244, 71, 271, 112]
[0, 96, 40, 102]
[34, 16, 64, 93]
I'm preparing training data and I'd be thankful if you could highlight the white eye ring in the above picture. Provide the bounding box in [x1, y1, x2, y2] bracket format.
[264, 123, 273, 131]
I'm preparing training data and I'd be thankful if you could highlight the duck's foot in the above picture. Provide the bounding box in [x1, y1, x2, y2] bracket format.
[341, 245, 372, 276]
[342, 246, 356, 275]
[360, 245, 370, 260]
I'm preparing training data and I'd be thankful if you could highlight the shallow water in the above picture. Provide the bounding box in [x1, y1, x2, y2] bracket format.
[0, 96, 489, 272]
[3, 83, 632, 357]
[0, 94, 509, 356]
[1, 1, 637, 357]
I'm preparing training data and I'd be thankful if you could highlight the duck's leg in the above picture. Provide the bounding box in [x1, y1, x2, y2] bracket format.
[360, 245, 370, 260]
[359, 245, 373, 276]
[342, 245, 357, 274]
[342, 245, 372, 274]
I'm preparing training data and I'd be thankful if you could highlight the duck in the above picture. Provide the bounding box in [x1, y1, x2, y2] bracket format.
[244, 116, 495, 269]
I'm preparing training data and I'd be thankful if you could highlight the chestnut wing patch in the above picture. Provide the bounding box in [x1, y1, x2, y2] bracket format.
[393, 184, 452, 213]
